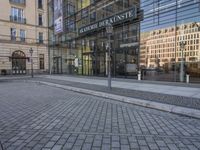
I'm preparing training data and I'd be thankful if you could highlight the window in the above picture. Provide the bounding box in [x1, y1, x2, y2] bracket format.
[38, 32, 43, 43]
[10, 0, 26, 5]
[11, 7, 25, 23]
[90, 11, 96, 22]
[66, 3, 75, 16]
[38, 14, 43, 26]
[20, 29, 25, 42]
[81, 8, 89, 18]
[39, 54, 44, 69]
[11, 28, 16, 41]
[38, 0, 43, 9]
[65, 19, 75, 32]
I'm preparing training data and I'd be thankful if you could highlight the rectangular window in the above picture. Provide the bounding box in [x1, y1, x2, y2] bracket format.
[90, 11, 96, 22]
[81, 8, 89, 18]
[38, 32, 43, 43]
[67, 3, 75, 16]
[11, 28, 16, 41]
[11, 7, 25, 23]
[38, 14, 43, 26]
[10, 0, 26, 5]
[39, 54, 44, 69]
[65, 19, 75, 32]
[20, 29, 25, 42]
[38, 0, 43, 9]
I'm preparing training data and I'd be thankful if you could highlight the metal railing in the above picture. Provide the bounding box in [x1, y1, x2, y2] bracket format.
[10, 16, 26, 24]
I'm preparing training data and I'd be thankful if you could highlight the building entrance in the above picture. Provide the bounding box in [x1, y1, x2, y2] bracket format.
[12, 51, 26, 75]
[53, 56, 62, 74]
[115, 48, 138, 78]
[83, 53, 93, 76]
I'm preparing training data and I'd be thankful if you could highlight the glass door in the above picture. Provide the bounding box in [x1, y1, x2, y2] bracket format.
[115, 49, 126, 77]
[83, 54, 93, 76]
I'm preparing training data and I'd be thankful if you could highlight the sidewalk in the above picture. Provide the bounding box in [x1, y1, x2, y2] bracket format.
[29, 74, 200, 119]
[2, 74, 200, 118]
[38, 75, 200, 99]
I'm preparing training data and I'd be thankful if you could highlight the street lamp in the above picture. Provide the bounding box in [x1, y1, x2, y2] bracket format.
[106, 23, 113, 90]
[180, 41, 186, 82]
[29, 48, 33, 78]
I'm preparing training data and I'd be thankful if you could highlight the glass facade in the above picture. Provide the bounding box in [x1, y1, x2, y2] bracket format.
[48, 0, 200, 82]
[64, 0, 140, 77]
[140, 0, 200, 82]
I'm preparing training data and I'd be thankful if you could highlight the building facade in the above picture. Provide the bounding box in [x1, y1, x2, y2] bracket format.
[49, 0, 200, 82]
[140, 0, 200, 82]
[48, 0, 141, 77]
[0, 0, 49, 75]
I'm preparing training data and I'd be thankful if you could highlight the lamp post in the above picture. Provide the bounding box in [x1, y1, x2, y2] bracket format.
[29, 48, 33, 78]
[106, 23, 113, 90]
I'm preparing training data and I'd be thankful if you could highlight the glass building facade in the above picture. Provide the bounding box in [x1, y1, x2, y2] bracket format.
[48, 0, 200, 83]
[48, 0, 141, 78]
[140, 0, 200, 82]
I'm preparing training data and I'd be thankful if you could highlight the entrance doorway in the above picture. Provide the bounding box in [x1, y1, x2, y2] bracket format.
[83, 53, 93, 76]
[12, 51, 26, 75]
[53, 56, 62, 74]
[115, 48, 138, 78]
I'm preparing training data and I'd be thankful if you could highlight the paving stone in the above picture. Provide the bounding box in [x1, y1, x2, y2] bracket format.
[0, 81, 200, 150]
[52, 145, 62, 150]
[45, 141, 56, 148]
[121, 145, 130, 150]
[93, 140, 102, 147]
[82, 143, 92, 150]
[112, 141, 120, 148]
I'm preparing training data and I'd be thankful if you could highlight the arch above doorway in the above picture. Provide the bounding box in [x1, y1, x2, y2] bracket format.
[12, 50, 27, 75]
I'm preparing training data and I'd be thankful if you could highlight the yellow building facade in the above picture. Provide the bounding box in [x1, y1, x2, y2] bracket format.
[0, 0, 49, 75]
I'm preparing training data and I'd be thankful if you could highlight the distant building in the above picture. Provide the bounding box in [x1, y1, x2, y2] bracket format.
[140, 0, 200, 81]
[141, 22, 200, 76]
[0, 0, 49, 75]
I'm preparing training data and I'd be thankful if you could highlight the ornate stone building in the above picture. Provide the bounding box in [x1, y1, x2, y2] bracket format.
[0, 0, 49, 75]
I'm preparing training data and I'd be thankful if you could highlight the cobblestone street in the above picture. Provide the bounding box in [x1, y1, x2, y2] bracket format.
[0, 81, 200, 150]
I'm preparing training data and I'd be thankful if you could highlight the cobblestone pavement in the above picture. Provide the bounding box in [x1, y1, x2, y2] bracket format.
[0, 81, 200, 150]
[33, 77, 200, 110]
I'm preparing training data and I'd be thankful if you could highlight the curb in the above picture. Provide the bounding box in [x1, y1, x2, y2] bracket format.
[0, 76, 31, 80]
[34, 81, 200, 119]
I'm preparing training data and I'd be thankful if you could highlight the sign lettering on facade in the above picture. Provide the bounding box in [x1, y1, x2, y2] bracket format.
[79, 7, 137, 34]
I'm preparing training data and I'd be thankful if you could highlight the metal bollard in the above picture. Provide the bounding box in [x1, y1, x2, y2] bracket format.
[186, 74, 190, 84]
[138, 71, 141, 81]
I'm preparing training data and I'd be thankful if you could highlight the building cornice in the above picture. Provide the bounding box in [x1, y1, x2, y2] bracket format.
[0, 39, 48, 47]
[0, 19, 49, 29]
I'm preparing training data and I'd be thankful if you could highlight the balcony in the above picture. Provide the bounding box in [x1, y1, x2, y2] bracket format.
[10, 16, 26, 24]
[9, 0, 26, 6]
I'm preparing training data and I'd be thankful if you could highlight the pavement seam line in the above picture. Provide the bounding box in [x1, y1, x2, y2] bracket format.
[31, 80, 200, 119]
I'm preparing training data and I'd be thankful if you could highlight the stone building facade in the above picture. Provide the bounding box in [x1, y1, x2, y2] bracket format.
[0, 0, 49, 75]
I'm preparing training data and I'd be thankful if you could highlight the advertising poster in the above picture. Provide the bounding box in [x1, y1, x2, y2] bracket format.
[54, 0, 63, 34]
